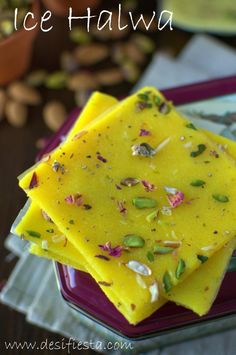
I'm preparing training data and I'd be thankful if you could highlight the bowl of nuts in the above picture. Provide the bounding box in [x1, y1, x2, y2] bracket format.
[0, 0, 40, 85]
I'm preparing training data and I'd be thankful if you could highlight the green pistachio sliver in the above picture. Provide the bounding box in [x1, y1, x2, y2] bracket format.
[163, 271, 172, 293]
[146, 210, 159, 223]
[212, 194, 229, 203]
[123, 234, 145, 248]
[190, 144, 207, 158]
[197, 255, 209, 263]
[147, 251, 154, 262]
[46, 229, 54, 233]
[190, 179, 206, 187]
[27, 230, 41, 238]
[132, 197, 157, 209]
[153, 246, 174, 254]
[137, 93, 150, 101]
[154, 95, 161, 106]
[186, 123, 197, 130]
[176, 259, 186, 279]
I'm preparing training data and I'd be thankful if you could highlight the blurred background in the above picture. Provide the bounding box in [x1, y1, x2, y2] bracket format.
[1, 1, 236, 354]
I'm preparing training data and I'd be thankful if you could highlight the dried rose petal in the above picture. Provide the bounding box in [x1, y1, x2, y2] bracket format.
[117, 200, 127, 215]
[65, 193, 84, 206]
[97, 154, 107, 163]
[74, 194, 84, 206]
[99, 241, 111, 252]
[139, 128, 151, 136]
[99, 242, 123, 257]
[141, 180, 156, 192]
[65, 195, 75, 204]
[167, 191, 185, 208]
[29, 172, 38, 189]
[210, 150, 219, 158]
[109, 245, 123, 257]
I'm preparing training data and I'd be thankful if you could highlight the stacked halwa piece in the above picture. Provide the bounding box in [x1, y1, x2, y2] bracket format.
[13, 88, 236, 325]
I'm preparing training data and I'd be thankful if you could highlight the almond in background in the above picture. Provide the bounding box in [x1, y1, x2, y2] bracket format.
[43, 101, 67, 132]
[7, 81, 42, 106]
[5, 100, 28, 128]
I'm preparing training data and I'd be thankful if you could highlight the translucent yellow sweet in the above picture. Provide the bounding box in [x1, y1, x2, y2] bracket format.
[28, 233, 148, 321]
[18, 87, 236, 324]
[167, 239, 235, 315]
[15, 92, 118, 272]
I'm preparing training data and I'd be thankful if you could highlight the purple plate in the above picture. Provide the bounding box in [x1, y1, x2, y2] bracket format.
[38, 76, 236, 339]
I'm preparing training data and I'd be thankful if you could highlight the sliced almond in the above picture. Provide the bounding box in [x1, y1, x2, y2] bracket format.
[149, 280, 159, 303]
[126, 260, 152, 276]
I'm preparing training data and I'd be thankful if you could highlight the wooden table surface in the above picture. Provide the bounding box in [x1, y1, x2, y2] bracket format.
[1, 1, 236, 354]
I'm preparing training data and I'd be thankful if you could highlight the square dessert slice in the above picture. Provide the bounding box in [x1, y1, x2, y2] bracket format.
[18, 87, 236, 324]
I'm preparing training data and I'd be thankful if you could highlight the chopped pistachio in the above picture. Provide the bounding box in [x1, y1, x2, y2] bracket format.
[27, 230, 41, 238]
[153, 245, 174, 254]
[137, 93, 150, 101]
[133, 196, 157, 209]
[123, 234, 145, 247]
[147, 251, 155, 262]
[176, 259, 186, 279]
[190, 179, 206, 187]
[186, 122, 197, 130]
[146, 210, 159, 222]
[190, 144, 207, 158]
[197, 255, 209, 263]
[212, 194, 229, 203]
[163, 271, 172, 292]
[46, 229, 54, 233]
